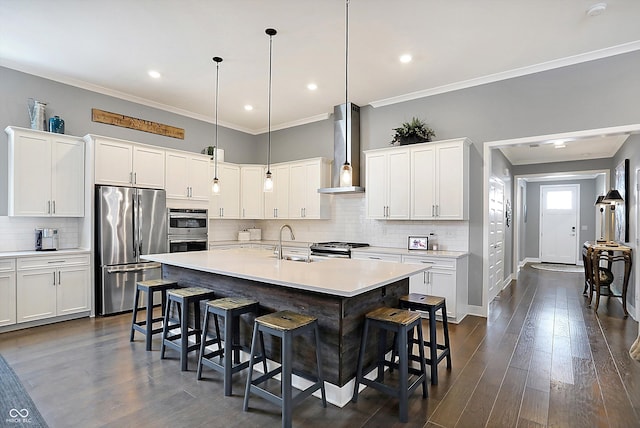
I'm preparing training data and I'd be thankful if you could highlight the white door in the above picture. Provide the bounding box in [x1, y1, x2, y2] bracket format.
[51, 137, 85, 217]
[165, 151, 190, 199]
[488, 177, 505, 303]
[387, 150, 410, 219]
[187, 156, 211, 201]
[540, 184, 579, 264]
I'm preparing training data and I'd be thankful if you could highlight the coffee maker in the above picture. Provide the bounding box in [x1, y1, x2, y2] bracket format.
[35, 228, 59, 251]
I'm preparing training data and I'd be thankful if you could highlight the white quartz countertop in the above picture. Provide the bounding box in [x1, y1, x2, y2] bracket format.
[0, 248, 90, 259]
[143, 248, 429, 297]
[351, 246, 469, 259]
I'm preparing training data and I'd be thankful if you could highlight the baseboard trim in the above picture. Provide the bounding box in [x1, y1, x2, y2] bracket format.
[0, 311, 90, 334]
[466, 305, 484, 318]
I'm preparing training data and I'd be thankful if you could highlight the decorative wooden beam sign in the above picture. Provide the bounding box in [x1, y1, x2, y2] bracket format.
[91, 108, 185, 139]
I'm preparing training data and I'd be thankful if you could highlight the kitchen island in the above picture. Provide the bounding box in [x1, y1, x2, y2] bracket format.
[143, 248, 429, 406]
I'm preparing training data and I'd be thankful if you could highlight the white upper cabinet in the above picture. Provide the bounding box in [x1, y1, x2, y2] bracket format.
[288, 158, 331, 219]
[240, 165, 264, 219]
[365, 148, 410, 220]
[366, 138, 469, 220]
[165, 150, 211, 201]
[92, 136, 165, 189]
[210, 162, 241, 218]
[410, 139, 469, 220]
[7, 127, 85, 217]
[264, 163, 290, 220]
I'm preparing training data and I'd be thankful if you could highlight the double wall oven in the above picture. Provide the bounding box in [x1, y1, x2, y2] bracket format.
[167, 208, 208, 252]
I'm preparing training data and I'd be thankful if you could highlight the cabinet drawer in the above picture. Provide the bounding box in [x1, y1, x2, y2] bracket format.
[353, 252, 402, 262]
[0, 259, 16, 272]
[402, 255, 456, 270]
[18, 254, 90, 270]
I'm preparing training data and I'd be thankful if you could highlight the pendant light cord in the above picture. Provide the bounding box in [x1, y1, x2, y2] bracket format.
[267, 29, 276, 174]
[212, 56, 223, 180]
[344, 0, 350, 167]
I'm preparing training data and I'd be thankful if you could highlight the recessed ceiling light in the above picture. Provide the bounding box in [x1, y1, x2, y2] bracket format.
[148, 70, 161, 79]
[307, 83, 318, 91]
[587, 2, 607, 16]
[399, 54, 412, 63]
[244, 105, 253, 111]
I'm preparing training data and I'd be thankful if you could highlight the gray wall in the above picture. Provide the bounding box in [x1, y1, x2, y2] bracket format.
[2, 48, 640, 309]
[0, 66, 258, 214]
[523, 179, 598, 259]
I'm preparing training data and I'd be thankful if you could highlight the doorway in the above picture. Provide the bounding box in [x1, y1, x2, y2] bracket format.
[482, 123, 640, 317]
[539, 184, 579, 264]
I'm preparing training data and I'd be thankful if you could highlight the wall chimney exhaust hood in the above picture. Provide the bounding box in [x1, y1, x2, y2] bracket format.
[318, 103, 365, 194]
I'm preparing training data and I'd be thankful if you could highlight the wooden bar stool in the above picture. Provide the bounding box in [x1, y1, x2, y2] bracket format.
[352, 306, 427, 423]
[243, 310, 326, 428]
[130, 279, 179, 351]
[399, 293, 451, 385]
[160, 287, 216, 371]
[197, 297, 267, 396]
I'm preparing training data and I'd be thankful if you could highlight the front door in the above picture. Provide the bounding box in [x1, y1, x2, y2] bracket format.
[540, 184, 579, 264]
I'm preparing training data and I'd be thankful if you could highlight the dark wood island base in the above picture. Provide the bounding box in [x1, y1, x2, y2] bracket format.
[162, 264, 408, 392]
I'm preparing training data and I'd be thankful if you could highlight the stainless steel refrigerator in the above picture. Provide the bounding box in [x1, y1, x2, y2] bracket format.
[95, 186, 167, 315]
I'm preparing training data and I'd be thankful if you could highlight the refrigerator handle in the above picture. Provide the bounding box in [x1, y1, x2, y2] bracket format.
[132, 193, 137, 258]
[138, 193, 143, 256]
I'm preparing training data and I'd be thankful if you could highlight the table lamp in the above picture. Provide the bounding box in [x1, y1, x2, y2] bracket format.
[602, 189, 624, 246]
[594, 195, 606, 243]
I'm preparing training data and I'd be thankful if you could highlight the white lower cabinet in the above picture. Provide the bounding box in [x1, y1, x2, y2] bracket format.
[0, 260, 16, 327]
[16, 254, 90, 323]
[402, 254, 468, 322]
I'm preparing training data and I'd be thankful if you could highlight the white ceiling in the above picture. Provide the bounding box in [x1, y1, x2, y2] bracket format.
[499, 134, 629, 165]
[2, 0, 640, 142]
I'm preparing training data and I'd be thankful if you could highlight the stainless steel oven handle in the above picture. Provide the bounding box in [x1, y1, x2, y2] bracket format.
[169, 238, 208, 244]
[169, 214, 207, 219]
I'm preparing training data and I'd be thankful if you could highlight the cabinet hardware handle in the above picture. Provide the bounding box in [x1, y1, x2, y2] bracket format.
[436, 205, 440, 217]
[221, 207, 224, 217]
[129, 172, 133, 184]
[243, 208, 245, 218]
[48, 200, 51, 214]
[134, 172, 137, 184]
[52, 271, 56, 285]
[52, 200, 56, 214]
[47, 260, 64, 264]
[58, 271, 61, 284]
[369, 256, 382, 260]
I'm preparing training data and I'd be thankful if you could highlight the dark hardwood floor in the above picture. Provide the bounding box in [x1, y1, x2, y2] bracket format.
[1, 265, 639, 427]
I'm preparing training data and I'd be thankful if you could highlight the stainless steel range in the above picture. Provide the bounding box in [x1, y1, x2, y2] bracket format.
[310, 242, 369, 258]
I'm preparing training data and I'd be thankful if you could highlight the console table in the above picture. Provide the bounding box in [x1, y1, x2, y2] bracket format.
[582, 242, 632, 316]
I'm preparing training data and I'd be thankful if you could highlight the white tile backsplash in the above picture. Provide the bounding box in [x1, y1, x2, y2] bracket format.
[0, 217, 82, 252]
[209, 194, 469, 251]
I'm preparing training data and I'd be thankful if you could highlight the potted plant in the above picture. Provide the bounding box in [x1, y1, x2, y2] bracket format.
[391, 117, 435, 145]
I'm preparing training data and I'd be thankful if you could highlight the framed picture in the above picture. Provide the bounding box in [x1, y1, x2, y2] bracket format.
[614, 158, 630, 242]
[408, 236, 429, 250]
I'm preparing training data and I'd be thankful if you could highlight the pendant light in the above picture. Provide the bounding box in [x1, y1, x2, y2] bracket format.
[339, 0, 353, 187]
[264, 28, 277, 192]
[211, 56, 223, 195]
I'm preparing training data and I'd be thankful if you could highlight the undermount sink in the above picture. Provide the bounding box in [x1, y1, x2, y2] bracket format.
[269, 254, 317, 262]
[283, 255, 314, 262]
